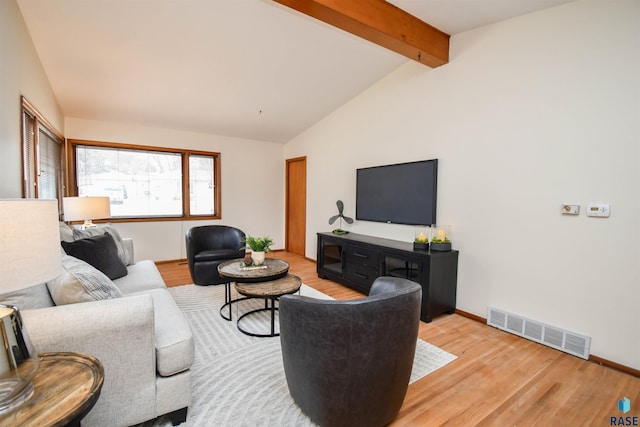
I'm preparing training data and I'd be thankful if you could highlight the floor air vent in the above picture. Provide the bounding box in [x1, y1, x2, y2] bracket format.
[487, 307, 591, 359]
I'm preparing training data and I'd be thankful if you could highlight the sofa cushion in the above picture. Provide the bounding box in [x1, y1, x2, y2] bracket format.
[62, 232, 128, 280]
[114, 260, 166, 294]
[128, 288, 194, 376]
[0, 283, 55, 310]
[73, 224, 133, 266]
[47, 255, 124, 305]
[59, 221, 75, 242]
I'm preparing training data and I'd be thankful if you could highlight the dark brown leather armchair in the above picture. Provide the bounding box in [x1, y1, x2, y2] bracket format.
[185, 225, 245, 285]
[279, 276, 422, 427]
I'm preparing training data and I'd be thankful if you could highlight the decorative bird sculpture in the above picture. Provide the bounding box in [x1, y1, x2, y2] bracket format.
[328, 200, 353, 235]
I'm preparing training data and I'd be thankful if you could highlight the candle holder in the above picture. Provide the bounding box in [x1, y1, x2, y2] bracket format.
[430, 225, 452, 252]
[413, 226, 431, 251]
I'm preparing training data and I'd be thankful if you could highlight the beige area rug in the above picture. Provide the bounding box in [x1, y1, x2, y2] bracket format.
[143, 284, 457, 426]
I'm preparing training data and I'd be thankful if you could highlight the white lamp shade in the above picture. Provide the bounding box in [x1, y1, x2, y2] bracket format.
[62, 197, 111, 222]
[0, 199, 62, 292]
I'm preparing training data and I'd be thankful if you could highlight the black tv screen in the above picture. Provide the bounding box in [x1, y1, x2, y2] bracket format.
[356, 159, 437, 226]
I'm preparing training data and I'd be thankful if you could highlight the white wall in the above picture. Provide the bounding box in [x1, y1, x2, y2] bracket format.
[66, 118, 286, 262]
[0, 0, 64, 197]
[285, 0, 640, 370]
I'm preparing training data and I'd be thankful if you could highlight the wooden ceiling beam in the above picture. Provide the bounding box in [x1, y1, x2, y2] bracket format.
[273, 0, 449, 68]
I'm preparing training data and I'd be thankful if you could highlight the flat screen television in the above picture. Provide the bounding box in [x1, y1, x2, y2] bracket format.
[356, 159, 437, 226]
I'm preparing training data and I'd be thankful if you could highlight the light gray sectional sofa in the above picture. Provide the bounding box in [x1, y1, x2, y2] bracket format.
[0, 223, 194, 426]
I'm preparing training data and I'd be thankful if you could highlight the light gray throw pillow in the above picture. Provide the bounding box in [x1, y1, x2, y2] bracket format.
[47, 255, 124, 305]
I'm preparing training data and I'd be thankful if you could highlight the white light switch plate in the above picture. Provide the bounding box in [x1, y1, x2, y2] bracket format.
[586, 203, 610, 217]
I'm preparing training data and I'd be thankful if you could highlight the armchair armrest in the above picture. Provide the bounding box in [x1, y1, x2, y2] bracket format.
[22, 295, 157, 425]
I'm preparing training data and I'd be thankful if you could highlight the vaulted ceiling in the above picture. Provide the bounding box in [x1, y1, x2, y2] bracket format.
[17, 0, 573, 143]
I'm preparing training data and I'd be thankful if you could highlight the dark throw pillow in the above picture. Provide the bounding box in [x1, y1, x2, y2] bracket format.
[61, 232, 128, 280]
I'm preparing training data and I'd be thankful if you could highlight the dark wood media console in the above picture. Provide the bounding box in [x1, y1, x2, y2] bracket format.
[317, 232, 459, 323]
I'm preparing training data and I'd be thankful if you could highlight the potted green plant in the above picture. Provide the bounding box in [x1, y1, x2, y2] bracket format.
[243, 235, 274, 266]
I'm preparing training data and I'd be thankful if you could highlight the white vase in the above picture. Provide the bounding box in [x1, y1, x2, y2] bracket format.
[251, 251, 266, 266]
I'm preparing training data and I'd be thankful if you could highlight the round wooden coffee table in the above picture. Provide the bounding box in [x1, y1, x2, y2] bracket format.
[234, 274, 302, 337]
[218, 258, 290, 321]
[0, 352, 104, 427]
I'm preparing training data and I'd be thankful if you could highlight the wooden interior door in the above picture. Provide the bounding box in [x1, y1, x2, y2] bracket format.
[285, 157, 306, 256]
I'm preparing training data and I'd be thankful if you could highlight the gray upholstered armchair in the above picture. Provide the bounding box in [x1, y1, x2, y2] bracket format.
[185, 225, 245, 285]
[279, 276, 422, 427]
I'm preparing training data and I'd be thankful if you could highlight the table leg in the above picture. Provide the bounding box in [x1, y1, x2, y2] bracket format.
[220, 281, 233, 321]
[270, 298, 275, 336]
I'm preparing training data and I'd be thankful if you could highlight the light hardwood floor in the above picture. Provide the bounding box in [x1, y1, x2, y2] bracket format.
[157, 252, 640, 426]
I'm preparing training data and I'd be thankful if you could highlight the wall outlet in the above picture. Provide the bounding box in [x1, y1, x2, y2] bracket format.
[561, 204, 580, 215]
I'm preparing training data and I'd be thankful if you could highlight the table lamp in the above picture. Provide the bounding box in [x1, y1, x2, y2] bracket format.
[62, 196, 111, 229]
[0, 199, 62, 414]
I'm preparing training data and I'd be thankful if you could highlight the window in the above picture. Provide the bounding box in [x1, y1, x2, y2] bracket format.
[68, 140, 221, 220]
[21, 97, 65, 211]
[189, 154, 216, 216]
